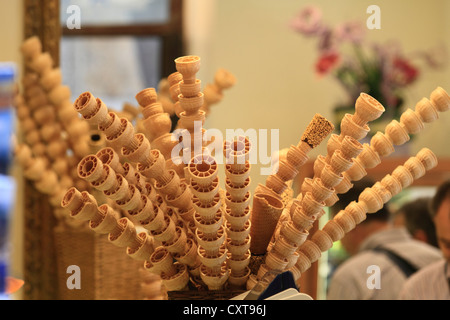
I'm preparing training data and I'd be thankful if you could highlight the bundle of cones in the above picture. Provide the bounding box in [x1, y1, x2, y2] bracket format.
[13, 36, 450, 297]
[13, 36, 92, 224]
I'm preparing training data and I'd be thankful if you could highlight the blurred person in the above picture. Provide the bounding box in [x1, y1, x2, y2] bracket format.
[393, 197, 438, 248]
[399, 180, 450, 299]
[327, 177, 442, 300]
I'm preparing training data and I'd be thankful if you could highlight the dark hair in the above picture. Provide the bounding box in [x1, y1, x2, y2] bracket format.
[430, 180, 450, 218]
[331, 176, 391, 223]
[397, 197, 438, 248]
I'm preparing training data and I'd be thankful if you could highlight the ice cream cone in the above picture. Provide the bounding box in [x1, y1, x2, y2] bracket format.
[249, 192, 284, 255]
[354, 93, 385, 125]
[430, 86, 450, 112]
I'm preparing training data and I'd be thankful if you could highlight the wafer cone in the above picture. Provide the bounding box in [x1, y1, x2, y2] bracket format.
[298, 240, 321, 264]
[108, 217, 142, 248]
[400, 109, 424, 134]
[353, 92, 386, 125]
[286, 144, 309, 169]
[311, 229, 333, 252]
[161, 263, 190, 291]
[358, 187, 384, 214]
[385, 120, 410, 145]
[371, 181, 392, 204]
[174, 237, 200, 267]
[340, 114, 370, 141]
[226, 220, 251, 243]
[299, 113, 335, 151]
[200, 264, 229, 290]
[163, 227, 188, 255]
[265, 250, 289, 271]
[370, 132, 395, 157]
[279, 220, 309, 246]
[291, 206, 315, 231]
[404, 157, 426, 180]
[228, 267, 251, 289]
[430, 86, 450, 112]
[149, 247, 176, 276]
[416, 148, 438, 170]
[151, 216, 176, 243]
[126, 232, 155, 261]
[249, 192, 284, 255]
[392, 165, 414, 189]
[223, 136, 251, 172]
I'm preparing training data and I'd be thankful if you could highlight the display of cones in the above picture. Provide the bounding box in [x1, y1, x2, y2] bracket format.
[174, 55, 207, 162]
[27, 42, 445, 297]
[223, 136, 252, 289]
[331, 86, 450, 199]
[255, 94, 384, 282]
[135, 88, 181, 177]
[73, 91, 194, 223]
[20, 36, 91, 178]
[14, 143, 72, 222]
[201, 68, 237, 116]
[290, 148, 438, 284]
[188, 152, 229, 290]
[249, 113, 334, 263]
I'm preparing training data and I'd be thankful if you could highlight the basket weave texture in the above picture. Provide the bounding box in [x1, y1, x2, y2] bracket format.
[54, 224, 144, 300]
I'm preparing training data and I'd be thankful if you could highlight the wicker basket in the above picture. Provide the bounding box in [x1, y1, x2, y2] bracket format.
[54, 223, 145, 300]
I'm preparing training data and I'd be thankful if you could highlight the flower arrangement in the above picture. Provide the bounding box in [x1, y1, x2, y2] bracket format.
[290, 6, 447, 132]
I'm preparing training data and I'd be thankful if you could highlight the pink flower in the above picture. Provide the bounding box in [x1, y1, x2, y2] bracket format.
[317, 28, 337, 52]
[315, 52, 340, 75]
[290, 6, 324, 36]
[419, 44, 448, 69]
[334, 21, 366, 44]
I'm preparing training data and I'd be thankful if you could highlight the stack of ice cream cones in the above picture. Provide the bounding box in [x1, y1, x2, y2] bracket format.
[174, 56, 207, 162]
[135, 88, 181, 177]
[188, 152, 229, 290]
[20, 36, 91, 180]
[291, 148, 438, 283]
[331, 87, 450, 198]
[42, 43, 450, 298]
[249, 114, 335, 262]
[201, 68, 236, 116]
[223, 136, 252, 289]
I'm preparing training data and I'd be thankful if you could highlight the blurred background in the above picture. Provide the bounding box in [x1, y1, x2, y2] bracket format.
[1, 0, 449, 299]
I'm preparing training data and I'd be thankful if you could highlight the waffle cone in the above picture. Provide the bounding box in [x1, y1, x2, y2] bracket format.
[228, 267, 251, 289]
[311, 229, 333, 252]
[227, 235, 251, 256]
[286, 144, 308, 169]
[200, 264, 229, 290]
[298, 240, 321, 264]
[333, 210, 356, 233]
[127, 232, 155, 261]
[265, 250, 289, 271]
[280, 221, 308, 246]
[173, 237, 199, 267]
[161, 263, 190, 291]
[249, 192, 284, 255]
[295, 251, 312, 273]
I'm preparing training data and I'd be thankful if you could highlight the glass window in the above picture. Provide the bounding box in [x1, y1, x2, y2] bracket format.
[60, 36, 162, 110]
[60, 0, 171, 26]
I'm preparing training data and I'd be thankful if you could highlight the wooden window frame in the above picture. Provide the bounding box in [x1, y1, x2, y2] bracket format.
[25, 0, 184, 76]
